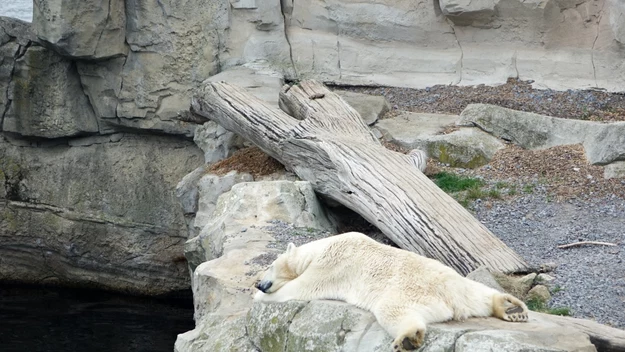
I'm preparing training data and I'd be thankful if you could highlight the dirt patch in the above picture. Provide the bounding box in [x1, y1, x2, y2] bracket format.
[339, 78, 625, 122]
[431, 144, 625, 200]
[207, 147, 285, 177]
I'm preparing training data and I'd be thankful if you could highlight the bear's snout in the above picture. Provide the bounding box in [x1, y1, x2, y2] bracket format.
[255, 280, 273, 293]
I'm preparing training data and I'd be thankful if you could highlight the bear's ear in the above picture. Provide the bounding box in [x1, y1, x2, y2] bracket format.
[286, 243, 296, 254]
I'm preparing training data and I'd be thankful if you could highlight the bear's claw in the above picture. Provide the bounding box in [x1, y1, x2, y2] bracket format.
[392, 329, 424, 351]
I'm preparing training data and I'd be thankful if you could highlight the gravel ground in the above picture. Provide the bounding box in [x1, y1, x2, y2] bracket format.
[475, 190, 625, 328]
[340, 78, 625, 122]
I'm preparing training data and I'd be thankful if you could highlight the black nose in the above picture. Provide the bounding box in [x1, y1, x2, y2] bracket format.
[255, 281, 272, 293]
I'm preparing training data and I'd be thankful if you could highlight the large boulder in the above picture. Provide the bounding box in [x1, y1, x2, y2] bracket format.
[375, 112, 504, 168]
[0, 134, 203, 294]
[32, 0, 127, 59]
[184, 180, 335, 270]
[335, 90, 390, 126]
[427, 128, 505, 168]
[459, 104, 625, 165]
[176, 180, 335, 351]
[248, 300, 597, 352]
[375, 112, 460, 151]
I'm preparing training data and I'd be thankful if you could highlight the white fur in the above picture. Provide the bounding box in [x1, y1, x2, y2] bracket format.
[254, 232, 528, 351]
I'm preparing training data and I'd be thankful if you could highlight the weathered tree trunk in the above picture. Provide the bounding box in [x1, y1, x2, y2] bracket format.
[191, 80, 528, 275]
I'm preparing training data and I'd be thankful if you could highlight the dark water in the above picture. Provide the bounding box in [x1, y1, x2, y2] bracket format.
[0, 285, 195, 352]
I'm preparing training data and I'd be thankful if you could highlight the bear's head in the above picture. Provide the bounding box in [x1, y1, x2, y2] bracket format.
[255, 242, 298, 294]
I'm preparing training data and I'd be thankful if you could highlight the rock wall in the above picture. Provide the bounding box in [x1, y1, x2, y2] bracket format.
[0, 133, 203, 294]
[0, 16, 204, 294]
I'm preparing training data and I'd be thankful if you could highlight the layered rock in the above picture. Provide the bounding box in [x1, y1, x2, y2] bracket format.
[3, 46, 99, 138]
[0, 134, 203, 294]
[32, 0, 127, 59]
[459, 104, 625, 165]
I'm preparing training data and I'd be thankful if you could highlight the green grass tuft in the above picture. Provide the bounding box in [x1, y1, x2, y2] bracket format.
[526, 297, 571, 316]
[432, 172, 484, 193]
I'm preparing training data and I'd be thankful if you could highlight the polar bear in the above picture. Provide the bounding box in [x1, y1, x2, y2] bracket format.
[254, 232, 528, 351]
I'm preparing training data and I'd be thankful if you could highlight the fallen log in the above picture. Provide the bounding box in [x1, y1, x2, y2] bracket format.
[191, 80, 528, 275]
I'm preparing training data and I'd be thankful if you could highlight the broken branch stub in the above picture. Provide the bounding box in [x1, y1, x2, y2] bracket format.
[191, 80, 528, 275]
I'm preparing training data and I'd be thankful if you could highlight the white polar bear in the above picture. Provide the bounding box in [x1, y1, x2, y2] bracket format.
[254, 232, 528, 352]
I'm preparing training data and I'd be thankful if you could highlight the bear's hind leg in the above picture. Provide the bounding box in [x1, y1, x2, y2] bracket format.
[374, 308, 427, 352]
[492, 293, 529, 322]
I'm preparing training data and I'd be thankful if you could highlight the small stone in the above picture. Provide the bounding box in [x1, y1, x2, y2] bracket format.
[527, 285, 552, 302]
[536, 273, 555, 283]
[517, 273, 537, 294]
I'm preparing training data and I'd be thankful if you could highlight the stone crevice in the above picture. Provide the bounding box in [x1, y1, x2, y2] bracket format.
[93, 0, 113, 57]
[445, 18, 463, 85]
[7, 199, 171, 232]
[353, 318, 375, 350]
[282, 302, 308, 352]
[280, 0, 297, 79]
[591, 0, 606, 88]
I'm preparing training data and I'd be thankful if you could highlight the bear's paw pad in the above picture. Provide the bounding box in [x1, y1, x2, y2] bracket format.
[502, 297, 529, 323]
[392, 329, 424, 351]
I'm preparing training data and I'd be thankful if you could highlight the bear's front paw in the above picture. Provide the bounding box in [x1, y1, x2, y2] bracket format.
[391, 329, 425, 352]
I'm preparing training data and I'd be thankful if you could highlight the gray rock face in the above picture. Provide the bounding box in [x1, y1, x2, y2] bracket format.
[3, 45, 99, 138]
[206, 65, 285, 108]
[0, 134, 203, 294]
[609, 0, 625, 44]
[76, 58, 125, 132]
[117, 0, 222, 133]
[439, 0, 497, 25]
[459, 104, 625, 165]
[32, 0, 127, 59]
[184, 180, 335, 270]
[193, 121, 247, 164]
[336, 90, 390, 126]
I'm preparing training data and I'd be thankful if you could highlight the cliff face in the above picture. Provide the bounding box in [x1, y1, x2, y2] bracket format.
[0, 17, 203, 295]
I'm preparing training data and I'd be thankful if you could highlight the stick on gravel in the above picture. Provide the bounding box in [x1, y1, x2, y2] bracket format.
[557, 241, 618, 249]
[191, 80, 528, 275]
